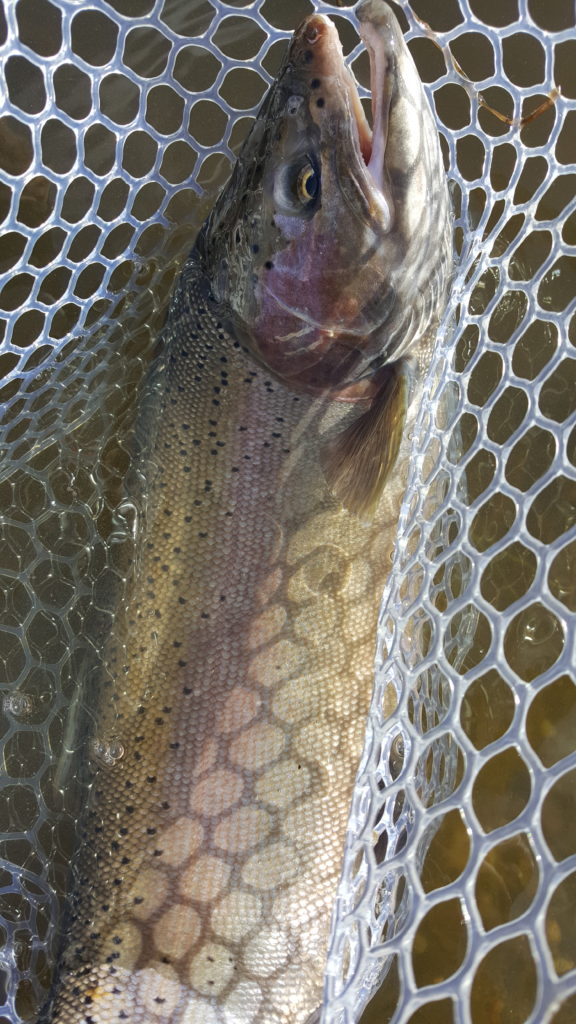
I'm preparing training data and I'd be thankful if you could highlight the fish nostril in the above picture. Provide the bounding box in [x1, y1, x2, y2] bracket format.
[305, 24, 320, 44]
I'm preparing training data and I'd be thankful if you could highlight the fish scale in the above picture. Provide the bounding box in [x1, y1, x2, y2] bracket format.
[51, 258, 409, 1023]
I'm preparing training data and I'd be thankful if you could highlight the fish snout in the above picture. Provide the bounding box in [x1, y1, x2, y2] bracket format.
[291, 13, 345, 80]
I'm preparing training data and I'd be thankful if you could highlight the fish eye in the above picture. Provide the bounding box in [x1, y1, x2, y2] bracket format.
[274, 157, 320, 216]
[297, 164, 319, 204]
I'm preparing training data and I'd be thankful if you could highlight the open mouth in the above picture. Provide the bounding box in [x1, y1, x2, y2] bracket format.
[356, 1, 395, 197]
[326, 0, 396, 228]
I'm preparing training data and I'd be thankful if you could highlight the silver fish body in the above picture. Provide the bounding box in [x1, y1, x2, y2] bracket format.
[50, 4, 451, 1022]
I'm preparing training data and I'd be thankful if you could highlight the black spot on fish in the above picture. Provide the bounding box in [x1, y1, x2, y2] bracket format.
[316, 97, 325, 108]
[303, 49, 313, 63]
[311, 77, 321, 88]
[265, 260, 274, 270]
[252, 244, 259, 253]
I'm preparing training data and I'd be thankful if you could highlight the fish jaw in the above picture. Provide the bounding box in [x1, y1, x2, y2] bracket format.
[201, 3, 451, 400]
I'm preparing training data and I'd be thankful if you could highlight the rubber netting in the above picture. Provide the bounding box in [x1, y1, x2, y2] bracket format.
[0, 1, 574, 1023]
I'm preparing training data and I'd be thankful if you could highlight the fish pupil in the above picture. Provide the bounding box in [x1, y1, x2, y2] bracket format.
[304, 170, 317, 197]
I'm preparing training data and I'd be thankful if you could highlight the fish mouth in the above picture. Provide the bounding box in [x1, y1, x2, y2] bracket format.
[354, 0, 398, 203]
[297, 3, 397, 228]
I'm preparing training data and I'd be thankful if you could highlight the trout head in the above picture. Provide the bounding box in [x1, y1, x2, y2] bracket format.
[198, 0, 451, 399]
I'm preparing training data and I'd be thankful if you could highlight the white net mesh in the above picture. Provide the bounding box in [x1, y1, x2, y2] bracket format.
[0, 1, 574, 1023]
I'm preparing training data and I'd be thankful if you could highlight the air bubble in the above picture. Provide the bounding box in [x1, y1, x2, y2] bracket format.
[90, 738, 125, 767]
[2, 694, 35, 718]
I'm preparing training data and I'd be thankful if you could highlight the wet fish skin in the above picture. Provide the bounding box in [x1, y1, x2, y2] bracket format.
[204, 3, 451, 396]
[50, 4, 451, 1023]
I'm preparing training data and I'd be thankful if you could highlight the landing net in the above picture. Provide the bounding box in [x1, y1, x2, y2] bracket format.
[0, 2, 574, 1022]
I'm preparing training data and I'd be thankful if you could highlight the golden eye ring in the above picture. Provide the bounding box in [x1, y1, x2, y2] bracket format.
[297, 164, 318, 204]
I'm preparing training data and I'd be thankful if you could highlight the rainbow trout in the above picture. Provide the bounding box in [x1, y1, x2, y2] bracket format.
[51, 2, 451, 1021]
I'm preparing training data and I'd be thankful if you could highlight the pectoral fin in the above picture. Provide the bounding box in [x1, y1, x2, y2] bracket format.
[321, 359, 412, 519]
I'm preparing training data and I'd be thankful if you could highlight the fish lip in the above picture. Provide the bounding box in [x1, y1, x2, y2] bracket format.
[354, 0, 399, 222]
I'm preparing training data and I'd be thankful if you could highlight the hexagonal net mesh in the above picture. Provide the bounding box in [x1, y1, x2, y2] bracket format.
[0, 1, 574, 1023]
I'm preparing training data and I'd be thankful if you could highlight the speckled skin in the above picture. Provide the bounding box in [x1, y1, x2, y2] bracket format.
[50, 4, 451, 1021]
[51, 263, 406, 1024]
